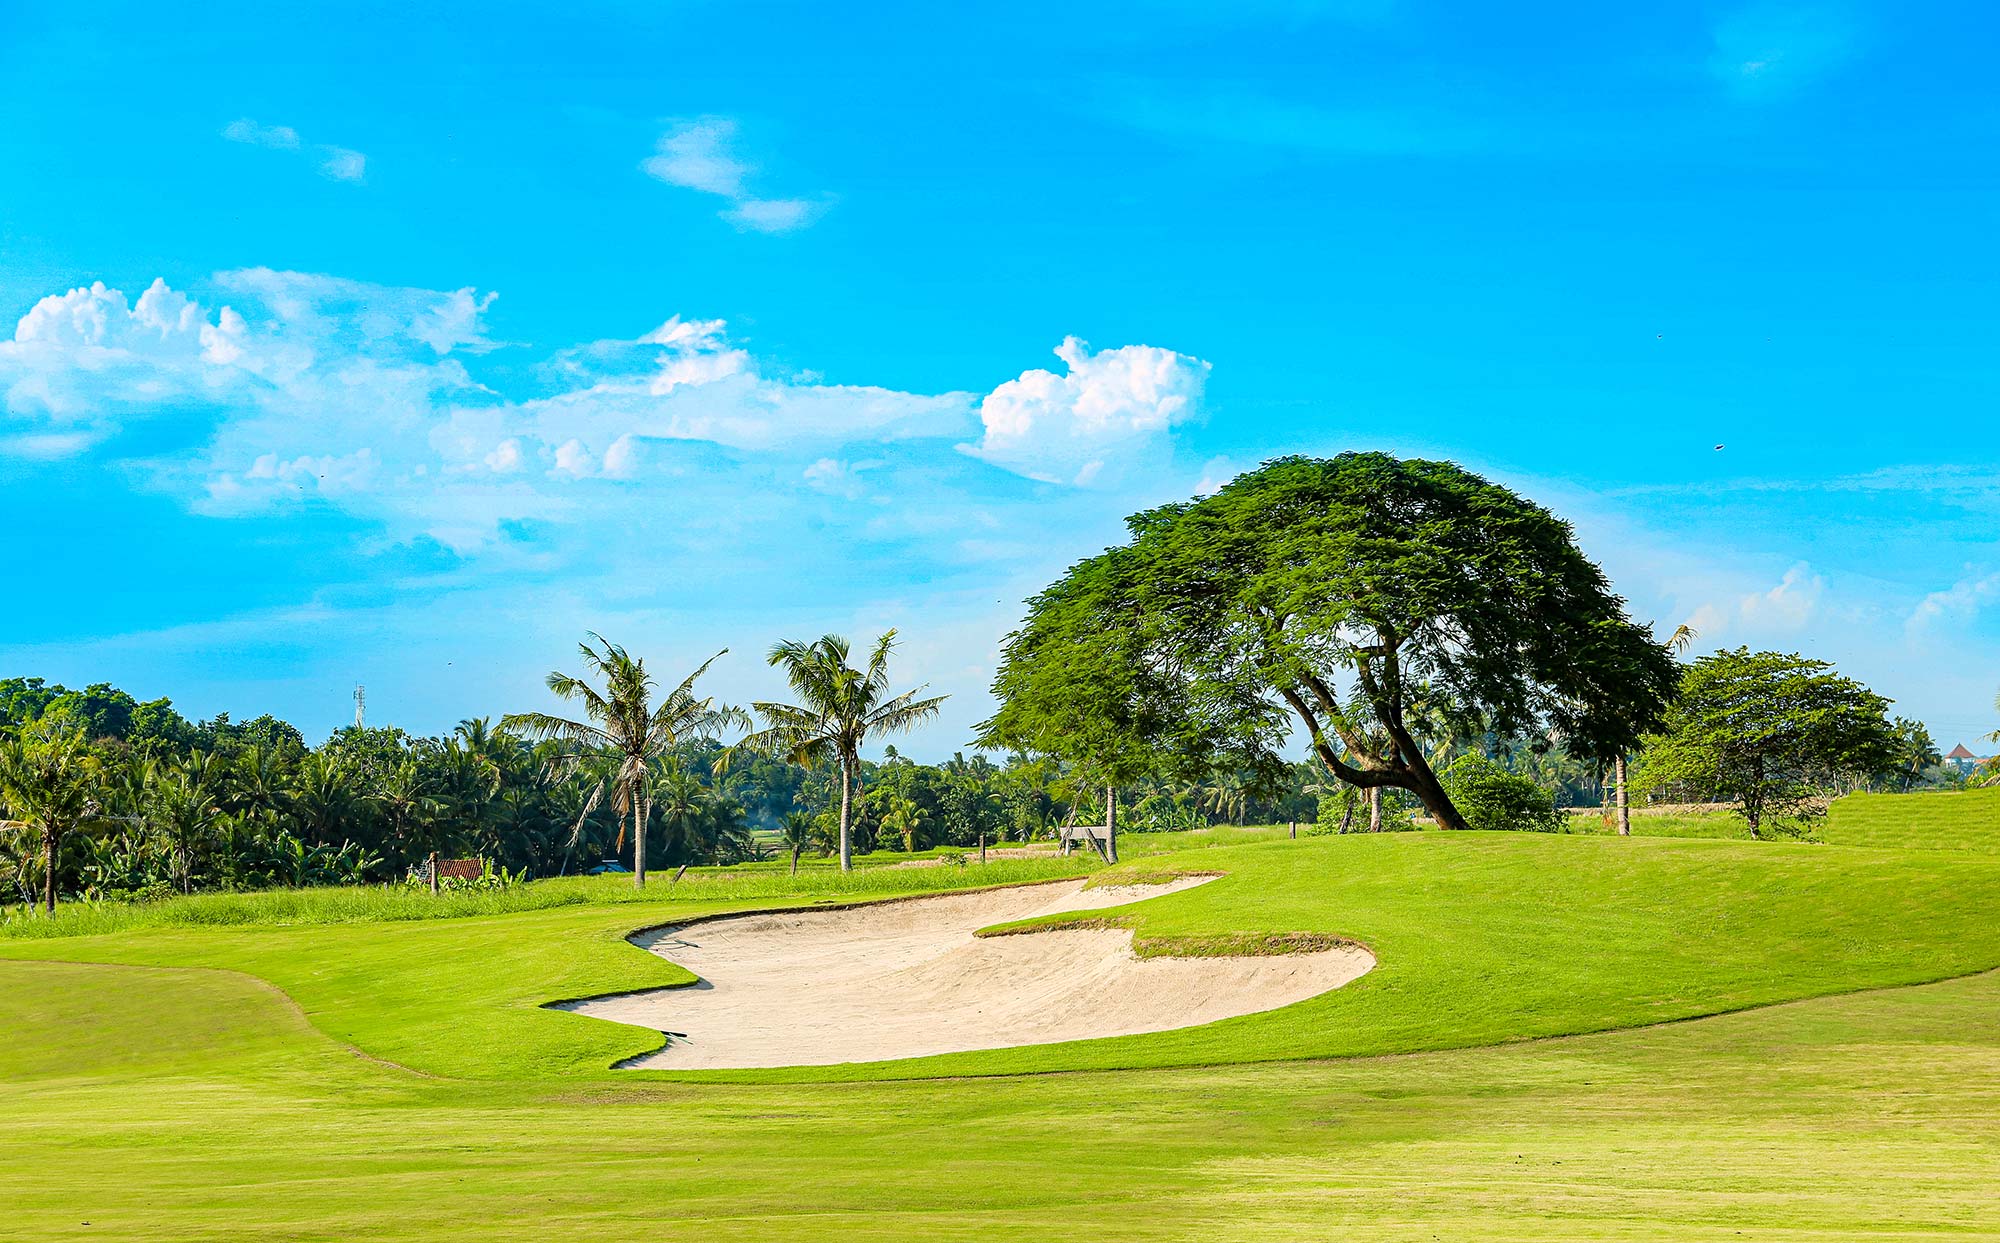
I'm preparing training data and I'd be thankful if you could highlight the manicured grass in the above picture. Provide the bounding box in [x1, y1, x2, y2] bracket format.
[1566, 806, 1761, 838]
[1825, 785, 2000, 853]
[5, 954, 1999, 1240]
[8, 817, 2000, 1082]
[0, 855, 1093, 939]
[7, 788, 2000, 1236]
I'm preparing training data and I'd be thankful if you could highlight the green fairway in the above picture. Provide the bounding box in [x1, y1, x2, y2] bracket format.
[8, 825, 2000, 1081]
[5, 789, 2000, 1238]
[5, 953, 1999, 1240]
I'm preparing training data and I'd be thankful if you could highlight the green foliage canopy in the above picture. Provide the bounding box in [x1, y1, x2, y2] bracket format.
[1642, 648, 1898, 837]
[988, 454, 1679, 830]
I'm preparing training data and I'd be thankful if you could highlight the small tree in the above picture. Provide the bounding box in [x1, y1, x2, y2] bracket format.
[778, 810, 815, 875]
[1642, 648, 1896, 838]
[1440, 754, 1565, 833]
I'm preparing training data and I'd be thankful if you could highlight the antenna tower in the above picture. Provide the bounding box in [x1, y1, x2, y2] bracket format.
[354, 683, 366, 730]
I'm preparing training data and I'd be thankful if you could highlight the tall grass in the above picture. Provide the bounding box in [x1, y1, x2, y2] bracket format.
[0, 856, 1096, 941]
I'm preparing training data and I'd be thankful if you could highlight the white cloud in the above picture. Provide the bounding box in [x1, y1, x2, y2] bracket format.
[723, 197, 828, 234]
[223, 117, 368, 183]
[641, 117, 830, 233]
[1907, 570, 2000, 639]
[642, 117, 749, 196]
[803, 457, 879, 500]
[1709, 4, 1860, 97]
[961, 336, 1210, 485]
[1738, 561, 1823, 631]
[222, 119, 300, 149]
[319, 147, 367, 182]
[0, 269, 1205, 556]
[1679, 561, 1825, 643]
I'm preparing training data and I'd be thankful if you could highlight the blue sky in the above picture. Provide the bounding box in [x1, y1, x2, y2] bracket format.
[3, 1, 1998, 754]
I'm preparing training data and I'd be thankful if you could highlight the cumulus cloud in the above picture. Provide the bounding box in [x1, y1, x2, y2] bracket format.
[641, 117, 831, 233]
[223, 117, 368, 183]
[0, 269, 1210, 554]
[960, 336, 1210, 485]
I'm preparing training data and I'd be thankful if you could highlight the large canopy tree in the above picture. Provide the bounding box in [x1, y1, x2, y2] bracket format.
[990, 454, 1680, 831]
[748, 631, 946, 872]
[1642, 648, 1897, 836]
[503, 635, 743, 888]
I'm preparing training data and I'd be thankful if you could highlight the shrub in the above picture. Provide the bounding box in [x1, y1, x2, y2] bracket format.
[1441, 756, 1565, 833]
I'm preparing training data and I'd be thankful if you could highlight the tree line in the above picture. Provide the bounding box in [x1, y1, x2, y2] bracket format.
[1, 454, 1960, 911]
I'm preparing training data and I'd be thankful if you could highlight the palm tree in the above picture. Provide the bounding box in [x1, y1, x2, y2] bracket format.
[147, 751, 227, 894]
[650, 758, 710, 867]
[778, 810, 815, 875]
[747, 631, 947, 872]
[502, 635, 742, 889]
[0, 719, 104, 913]
[879, 789, 930, 853]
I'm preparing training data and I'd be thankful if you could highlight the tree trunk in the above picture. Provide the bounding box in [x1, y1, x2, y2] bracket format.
[1104, 784, 1119, 864]
[1337, 795, 1355, 834]
[790, 845, 800, 876]
[979, 831, 987, 864]
[1406, 767, 1473, 832]
[1612, 754, 1632, 837]
[43, 826, 57, 914]
[1367, 786, 1381, 832]
[632, 795, 647, 890]
[837, 756, 854, 873]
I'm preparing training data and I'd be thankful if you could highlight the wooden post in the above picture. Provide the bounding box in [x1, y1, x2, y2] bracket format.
[428, 852, 439, 896]
[979, 831, 987, 864]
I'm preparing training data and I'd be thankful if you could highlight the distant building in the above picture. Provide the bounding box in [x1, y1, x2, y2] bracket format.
[1946, 743, 1982, 773]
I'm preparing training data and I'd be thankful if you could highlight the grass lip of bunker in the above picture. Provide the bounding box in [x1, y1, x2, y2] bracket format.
[552, 875, 1375, 1070]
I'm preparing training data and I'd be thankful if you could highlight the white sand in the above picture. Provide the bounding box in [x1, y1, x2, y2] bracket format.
[554, 876, 1374, 1069]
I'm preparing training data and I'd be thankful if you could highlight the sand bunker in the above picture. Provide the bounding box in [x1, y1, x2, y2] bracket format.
[555, 876, 1374, 1069]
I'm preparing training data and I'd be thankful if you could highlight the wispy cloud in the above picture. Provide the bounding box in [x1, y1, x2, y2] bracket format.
[223, 117, 368, 183]
[641, 117, 830, 233]
[1708, 3, 1861, 98]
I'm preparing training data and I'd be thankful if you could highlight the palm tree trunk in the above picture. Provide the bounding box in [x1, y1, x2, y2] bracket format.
[1614, 754, 1631, 837]
[790, 845, 800, 876]
[632, 793, 647, 890]
[1104, 783, 1119, 864]
[837, 756, 853, 873]
[43, 826, 57, 914]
